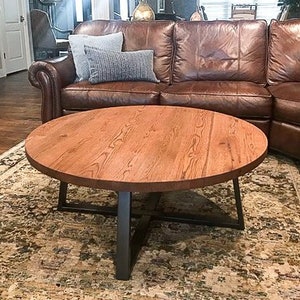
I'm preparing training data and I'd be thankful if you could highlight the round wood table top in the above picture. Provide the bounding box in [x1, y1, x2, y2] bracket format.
[25, 106, 268, 192]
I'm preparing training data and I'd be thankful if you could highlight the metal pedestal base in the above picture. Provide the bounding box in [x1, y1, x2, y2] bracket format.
[57, 178, 244, 280]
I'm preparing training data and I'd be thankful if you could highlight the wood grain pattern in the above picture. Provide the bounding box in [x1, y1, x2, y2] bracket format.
[25, 106, 268, 192]
[0, 71, 41, 154]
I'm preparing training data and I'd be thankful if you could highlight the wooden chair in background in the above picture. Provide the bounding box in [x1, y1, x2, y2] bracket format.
[231, 4, 257, 20]
[30, 9, 72, 60]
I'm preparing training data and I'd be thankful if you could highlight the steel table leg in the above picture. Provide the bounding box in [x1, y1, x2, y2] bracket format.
[56, 181, 245, 280]
[233, 178, 245, 230]
[58, 181, 68, 210]
[116, 191, 132, 280]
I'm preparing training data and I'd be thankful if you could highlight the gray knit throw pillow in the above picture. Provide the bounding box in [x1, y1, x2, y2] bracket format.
[84, 45, 160, 84]
[69, 32, 123, 81]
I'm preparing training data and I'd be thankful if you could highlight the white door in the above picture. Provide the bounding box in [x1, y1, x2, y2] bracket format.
[2, 0, 28, 74]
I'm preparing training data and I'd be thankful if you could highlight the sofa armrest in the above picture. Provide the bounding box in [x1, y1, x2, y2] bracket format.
[28, 54, 76, 123]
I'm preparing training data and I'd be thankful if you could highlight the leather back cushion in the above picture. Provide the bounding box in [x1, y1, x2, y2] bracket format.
[173, 20, 268, 84]
[73, 20, 175, 84]
[267, 19, 300, 85]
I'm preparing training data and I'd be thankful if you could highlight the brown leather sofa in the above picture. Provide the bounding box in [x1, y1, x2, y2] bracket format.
[28, 19, 300, 160]
[267, 19, 300, 160]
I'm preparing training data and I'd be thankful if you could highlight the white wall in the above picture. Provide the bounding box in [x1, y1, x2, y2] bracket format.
[0, 0, 5, 77]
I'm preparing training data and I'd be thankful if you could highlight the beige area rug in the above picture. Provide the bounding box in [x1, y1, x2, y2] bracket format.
[0, 142, 299, 299]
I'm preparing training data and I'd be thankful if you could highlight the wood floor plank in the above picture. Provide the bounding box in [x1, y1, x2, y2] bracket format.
[0, 71, 41, 155]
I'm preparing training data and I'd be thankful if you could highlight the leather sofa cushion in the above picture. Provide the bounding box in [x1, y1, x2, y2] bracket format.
[172, 20, 268, 84]
[160, 81, 272, 119]
[61, 81, 165, 110]
[268, 19, 300, 85]
[268, 83, 300, 126]
[73, 20, 175, 84]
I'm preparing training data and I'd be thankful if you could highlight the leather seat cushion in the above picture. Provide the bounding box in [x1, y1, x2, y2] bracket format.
[61, 81, 165, 110]
[269, 121, 300, 159]
[268, 83, 300, 126]
[160, 81, 272, 119]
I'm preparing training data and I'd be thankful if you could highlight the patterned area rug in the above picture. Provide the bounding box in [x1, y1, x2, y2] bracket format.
[0, 142, 299, 299]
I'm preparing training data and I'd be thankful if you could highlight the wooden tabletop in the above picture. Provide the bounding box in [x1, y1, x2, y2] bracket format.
[25, 106, 268, 192]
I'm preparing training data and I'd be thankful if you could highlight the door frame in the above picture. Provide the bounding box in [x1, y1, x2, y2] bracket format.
[0, 0, 32, 78]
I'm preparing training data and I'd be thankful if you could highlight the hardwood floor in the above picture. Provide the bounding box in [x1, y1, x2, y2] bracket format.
[0, 71, 41, 155]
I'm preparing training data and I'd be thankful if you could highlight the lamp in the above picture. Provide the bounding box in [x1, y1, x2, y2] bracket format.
[190, 6, 204, 21]
[190, 0, 207, 21]
[132, 0, 155, 21]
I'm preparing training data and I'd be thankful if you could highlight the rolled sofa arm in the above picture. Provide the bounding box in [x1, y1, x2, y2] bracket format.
[28, 54, 76, 123]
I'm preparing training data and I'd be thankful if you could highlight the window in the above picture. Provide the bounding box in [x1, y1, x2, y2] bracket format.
[201, 0, 280, 22]
[75, 0, 83, 22]
[75, 0, 92, 24]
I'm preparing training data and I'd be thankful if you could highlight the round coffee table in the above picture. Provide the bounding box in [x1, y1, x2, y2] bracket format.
[25, 105, 268, 280]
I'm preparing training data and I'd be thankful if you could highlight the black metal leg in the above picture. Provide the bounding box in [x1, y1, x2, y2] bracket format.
[58, 181, 68, 210]
[55, 181, 245, 280]
[56, 180, 245, 280]
[130, 192, 161, 267]
[232, 178, 245, 230]
[116, 191, 132, 280]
